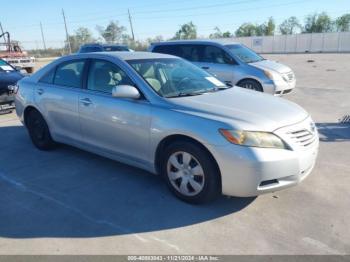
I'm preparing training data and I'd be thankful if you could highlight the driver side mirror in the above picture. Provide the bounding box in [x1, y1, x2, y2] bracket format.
[112, 85, 140, 99]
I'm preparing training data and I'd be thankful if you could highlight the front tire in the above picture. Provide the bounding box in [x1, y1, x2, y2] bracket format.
[161, 141, 221, 204]
[237, 79, 263, 92]
[26, 110, 56, 150]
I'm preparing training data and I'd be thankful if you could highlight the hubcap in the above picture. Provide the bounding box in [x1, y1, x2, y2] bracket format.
[166, 151, 205, 196]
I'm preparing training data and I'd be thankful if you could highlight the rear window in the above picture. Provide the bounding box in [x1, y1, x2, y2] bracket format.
[39, 68, 55, 84]
[80, 46, 103, 53]
[103, 46, 129, 51]
[152, 44, 233, 64]
[152, 45, 180, 56]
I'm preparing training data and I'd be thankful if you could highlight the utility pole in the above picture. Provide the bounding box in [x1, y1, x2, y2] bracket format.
[40, 22, 47, 50]
[0, 22, 6, 42]
[128, 9, 135, 41]
[62, 9, 72, 54]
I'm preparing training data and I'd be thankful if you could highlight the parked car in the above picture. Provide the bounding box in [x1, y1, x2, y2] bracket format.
[15, 52, 318, 203]
[0, 58, 24, 113]
[149, 40, 296, 95]
[78, 43, 132, 53]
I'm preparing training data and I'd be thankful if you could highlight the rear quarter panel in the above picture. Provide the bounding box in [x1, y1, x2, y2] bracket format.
[15, 77, 36, 124]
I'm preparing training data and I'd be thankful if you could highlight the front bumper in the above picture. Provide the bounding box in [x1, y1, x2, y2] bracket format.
[262, 78, 296, 96]
[209, 132, 318, 197]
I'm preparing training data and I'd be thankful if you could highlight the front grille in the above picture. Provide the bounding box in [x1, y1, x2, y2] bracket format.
[282, 89, 293, 94]
[287, 128, 317, 147]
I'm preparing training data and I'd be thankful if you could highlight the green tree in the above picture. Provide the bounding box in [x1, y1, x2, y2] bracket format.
[335, 13, 350, 32]
[264, 17, 276, 36]
[209, 27, 232, 38]
[235, 18, 275, 37]
[235, 23, 257, 37]
[173, 22, 197, 40]
[66, 27, 95, 52]
[279, 16, 302, 34]
[304, 12, 334, 33]
[96, 21, 127, 43]
[222, 31, 233, 38]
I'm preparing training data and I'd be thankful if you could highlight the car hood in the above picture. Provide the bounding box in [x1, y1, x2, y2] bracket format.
[250, 59, 292, 74]
[168, 87, 308, 131]
[0, 71, 24, 89]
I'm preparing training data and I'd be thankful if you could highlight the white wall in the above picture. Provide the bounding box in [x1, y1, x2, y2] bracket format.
[220, 32, 350, 53]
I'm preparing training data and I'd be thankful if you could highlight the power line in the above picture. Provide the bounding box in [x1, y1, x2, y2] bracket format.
[132, 0, 264, 15]
[134, 0, 313, 21]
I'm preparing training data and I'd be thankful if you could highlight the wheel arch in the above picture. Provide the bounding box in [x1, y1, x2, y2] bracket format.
[236, 77, 262, 86]
[154, 134, 222, 188]
[23, 105, 44, 127]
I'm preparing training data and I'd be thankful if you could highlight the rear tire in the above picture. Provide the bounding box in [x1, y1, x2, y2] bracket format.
[237, 79, 263, 92]
[26, 110, 56, 150]
[161, 141, 221, 204]
[25, 67, 34, 74]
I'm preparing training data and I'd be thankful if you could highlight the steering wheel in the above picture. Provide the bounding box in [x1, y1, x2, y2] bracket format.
[175, 77, 191, 90]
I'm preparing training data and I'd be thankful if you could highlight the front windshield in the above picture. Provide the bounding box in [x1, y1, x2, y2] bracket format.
[0, 59, 14, 72]
[127, 58, 227, 98]
[225, 44, 264, 63]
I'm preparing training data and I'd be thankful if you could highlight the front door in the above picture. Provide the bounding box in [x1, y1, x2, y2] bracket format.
[195, 45, 237, 86]
[78, 59, 152, 166]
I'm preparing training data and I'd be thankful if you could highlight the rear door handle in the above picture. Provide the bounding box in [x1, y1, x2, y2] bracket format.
[80, 98, 92, 106]
[37, 88, 44, 95]
[202, 66, 210, 70]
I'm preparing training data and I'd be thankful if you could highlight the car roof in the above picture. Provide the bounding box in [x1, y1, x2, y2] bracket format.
[150, 39, 241, 46]
[70, 51, 177, 61]
[81, 43, 128, 47]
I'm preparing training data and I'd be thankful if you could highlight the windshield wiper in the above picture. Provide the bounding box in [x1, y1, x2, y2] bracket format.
[166, 92, 204, 98]
[166, 86, 231, 98]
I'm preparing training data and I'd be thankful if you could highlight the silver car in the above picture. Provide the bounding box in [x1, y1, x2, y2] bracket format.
[149, 40, 296, 95]
[15, 52, 318, 204]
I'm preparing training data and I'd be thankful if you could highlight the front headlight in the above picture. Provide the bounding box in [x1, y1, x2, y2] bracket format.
[263, 70, 283, 82]
[219, 129, 287, 149]
[263, 70, 275, 80]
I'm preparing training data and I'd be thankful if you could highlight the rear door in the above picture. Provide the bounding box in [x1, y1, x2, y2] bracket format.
[34, 59, 86, 143]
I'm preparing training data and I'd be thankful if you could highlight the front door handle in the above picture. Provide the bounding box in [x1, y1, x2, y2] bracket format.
[37, 88, 44, 95]
[202, 66, 210, 70]
[80, 98, 92, 106]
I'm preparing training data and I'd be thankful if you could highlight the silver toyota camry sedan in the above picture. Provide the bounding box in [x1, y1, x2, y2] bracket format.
[15, 52, 319, 204]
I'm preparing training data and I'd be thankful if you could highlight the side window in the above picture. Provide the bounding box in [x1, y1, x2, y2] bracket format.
[39, 68, 55, 84]
[178, 45, 202, 62]
[82, 46, 102, 53]
[152, 45, 180, 56]
[87, 60, 133, 94]
[201, 45, 232, 64]
[54, 60, 85, 88]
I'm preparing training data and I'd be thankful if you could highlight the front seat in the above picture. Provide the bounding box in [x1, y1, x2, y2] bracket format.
[93, 68, 112, 93]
